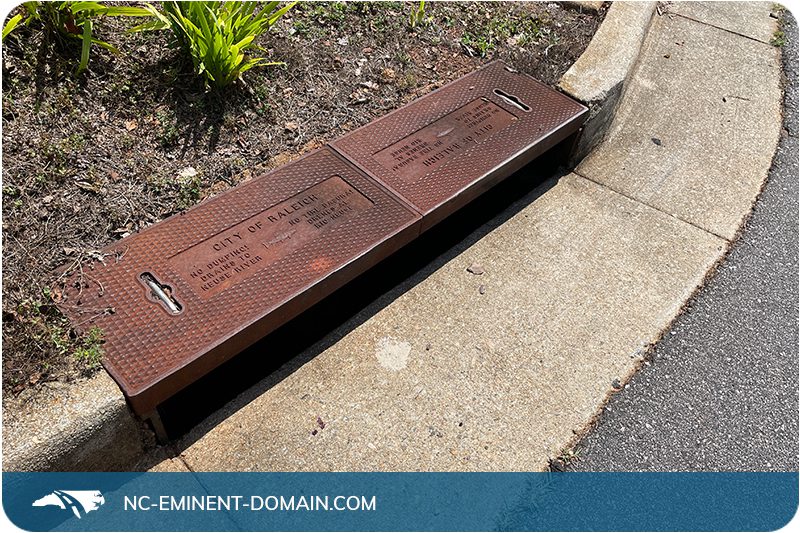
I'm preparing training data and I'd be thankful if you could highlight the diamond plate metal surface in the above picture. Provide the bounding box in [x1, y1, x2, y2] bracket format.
[57, 148, 420, 414]
[55, 61, 588, 416]
[331, 61, 588, 230]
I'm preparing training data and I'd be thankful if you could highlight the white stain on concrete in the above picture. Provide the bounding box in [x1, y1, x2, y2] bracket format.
[376, 338, 411, 371]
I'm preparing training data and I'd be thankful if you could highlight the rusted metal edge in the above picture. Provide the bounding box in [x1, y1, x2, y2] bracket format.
[54, 61, 588, 418]
[330, 60, 589, 231]
[57, 148, 421, 416]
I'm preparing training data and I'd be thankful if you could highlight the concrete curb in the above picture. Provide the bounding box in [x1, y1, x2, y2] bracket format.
[162, 2, 783, 473]
[1, 4, 653, 472]
[2, 372, 150, 471]
[558, 1, 658, 164]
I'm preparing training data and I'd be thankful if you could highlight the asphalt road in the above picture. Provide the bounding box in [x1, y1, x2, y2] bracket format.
[568, 13, 799, 472]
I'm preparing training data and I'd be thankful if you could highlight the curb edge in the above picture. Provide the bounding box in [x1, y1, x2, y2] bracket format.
[558, 1, 659, 164]
[2, 2, 656, 472]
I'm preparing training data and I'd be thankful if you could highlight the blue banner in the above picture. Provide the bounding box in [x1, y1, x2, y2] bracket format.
[3, 472, 797, 531]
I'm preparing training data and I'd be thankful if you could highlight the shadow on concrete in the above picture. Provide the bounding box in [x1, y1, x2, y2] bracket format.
[143, 141, 572, 454]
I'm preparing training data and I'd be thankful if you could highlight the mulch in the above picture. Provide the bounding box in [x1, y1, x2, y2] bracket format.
[1, 1, 604, 394]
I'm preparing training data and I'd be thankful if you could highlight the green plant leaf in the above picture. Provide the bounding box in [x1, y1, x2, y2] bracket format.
[22, 2, 39, 17]
[133, 0, 296, 87]
[67, 2, 150, 17]
[267, 1, 296, 25]
[90, 37, 119, 54]
[239, 57, 283, 74]
[68, 2, 110, 13]
[98, 6, 153, 17]
[127, 2, 171, 32]
[2, 13, 24, 40]
[127, 19, 168, 32]
[233, 33, 254, 49]
[77, 18, 92, 74]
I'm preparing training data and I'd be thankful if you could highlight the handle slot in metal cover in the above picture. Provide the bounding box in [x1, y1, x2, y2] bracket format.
[493, 88, 531, 112]
[140, 272, 182, 315]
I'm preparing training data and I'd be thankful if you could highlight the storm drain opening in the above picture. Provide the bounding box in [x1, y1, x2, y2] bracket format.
[494, 88, 531, 112]
[140, 272, 182, 315]
[52, 61, 588, 420]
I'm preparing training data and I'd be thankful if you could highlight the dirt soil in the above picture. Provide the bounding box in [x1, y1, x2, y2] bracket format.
[1, 1, 604, 395]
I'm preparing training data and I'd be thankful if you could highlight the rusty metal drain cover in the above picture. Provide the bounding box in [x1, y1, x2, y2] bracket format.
[57, 148, 420, 415]
[55, 61, 587, 417]
[331, 61, 588, 230]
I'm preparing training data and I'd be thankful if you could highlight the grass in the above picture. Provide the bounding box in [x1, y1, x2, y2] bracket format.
[291, 1, 400, 38]
[5, 292, 104, 390]
[548, 446, 581, 471]
[1, 0, 603, 394]
[73, 326, 105, 370]
[459, 6, 546, 57]
[770, 4, 787, 47]
[177, 174, 202, 209]
[771, 28, 786, 47]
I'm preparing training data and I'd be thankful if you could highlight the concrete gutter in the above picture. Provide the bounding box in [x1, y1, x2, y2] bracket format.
[161, 1, 781, 472]
[0, 2, 674, 472]
[558, 1, 658, 163]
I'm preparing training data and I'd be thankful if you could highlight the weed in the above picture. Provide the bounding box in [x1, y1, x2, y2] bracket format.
[66, 132, 87, 151]
[548, 447, 580, 471]
[461, 31, 493, 56]
[118, 134, 136, 150]
[308, 2, 347, 26]
[395, 49, 412, 65]
[156, 110, 179, 147]
[131, 1, 297, 88]
[395, 71, 417, 90]
[177, 174, 202, 209]
[2, 2, 151, 74]
[769, 4, 786, 46]
[9, 292, 101, 377]
[771, 29, 786, 47]
[291, 18, 311, 37]
[409, 1, 427, 29]
[73, 326, 104, 370]
[50, 324, 71, 355]
[460, 9, 546, 57]
[559, 447, 580, 463]
[348, 1, 383, 16]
